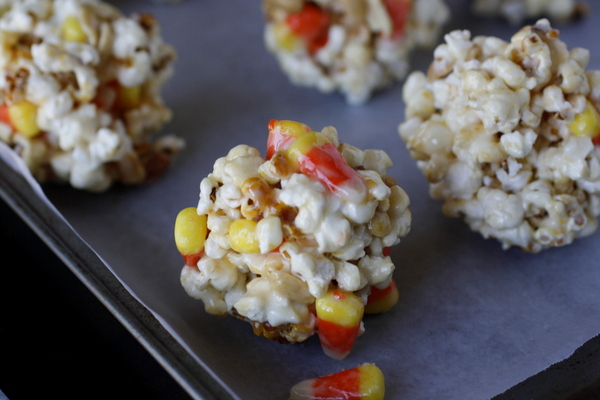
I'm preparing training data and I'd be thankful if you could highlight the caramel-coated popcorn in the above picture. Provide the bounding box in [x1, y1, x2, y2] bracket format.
[262, 0, 449, 104]
[399, 19, 600, 252]
[0, 0, 181, 192]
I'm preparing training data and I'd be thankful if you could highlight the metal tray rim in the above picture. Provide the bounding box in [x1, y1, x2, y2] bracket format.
[0, 157, 236, 400]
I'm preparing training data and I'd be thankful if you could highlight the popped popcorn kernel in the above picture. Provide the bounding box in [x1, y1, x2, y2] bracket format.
[472, 0, 586, 26]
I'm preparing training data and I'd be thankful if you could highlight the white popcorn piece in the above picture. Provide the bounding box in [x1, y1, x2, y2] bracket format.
[256, 216, 284, 254]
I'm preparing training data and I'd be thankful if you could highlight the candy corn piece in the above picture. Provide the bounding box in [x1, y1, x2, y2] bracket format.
[289, 363, 385, 400]
[284, 2, 331, 55]
[6, 100, 41, 138]
[383, 0, 412, 39]
[268, 120, 367, 203]
[174, 207, 207, 267]
[266, 119, 312, 160]
[315, 289, 364, 360]
[365, 279, 399, 314]
[569, 100, 600, 146]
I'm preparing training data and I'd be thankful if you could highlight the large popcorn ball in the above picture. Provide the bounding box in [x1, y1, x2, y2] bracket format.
[0, 0, 181, 192]
[176, 120, 411, 359]
[262, 0, 450, 105]
[472, 0, 586, 25]
[399, 19, 600, 253]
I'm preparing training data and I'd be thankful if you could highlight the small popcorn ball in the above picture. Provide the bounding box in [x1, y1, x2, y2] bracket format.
[288, 363, 385, 400]
[0, 0, 182, 192]
[471, 0, 587, 25]
[176, 120, 412, 359]
[399, 19, 600, 253]
[262, 0, 450, 105]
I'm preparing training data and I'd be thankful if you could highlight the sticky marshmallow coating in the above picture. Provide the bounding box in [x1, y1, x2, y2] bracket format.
[180, 125, 411, 343]
[472, 0, 583, 25]
[399, 19, 600, 252]
[0, 0, 182, 192]
[262, 0, 449, 105]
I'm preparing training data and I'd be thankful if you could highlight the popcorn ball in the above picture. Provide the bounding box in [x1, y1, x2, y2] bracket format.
[399, 19, 600, 252]
[176, 120, 412, 359]
[0, 0, 181, 192]
[262, 0, 450, 105]
[472, 0, 586, 25]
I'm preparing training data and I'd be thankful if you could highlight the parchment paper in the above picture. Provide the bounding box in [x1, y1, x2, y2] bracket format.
[2, 0, 600, 399]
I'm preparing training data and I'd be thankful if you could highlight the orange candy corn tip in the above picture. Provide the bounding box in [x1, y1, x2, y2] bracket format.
[289, 363, 385, 400]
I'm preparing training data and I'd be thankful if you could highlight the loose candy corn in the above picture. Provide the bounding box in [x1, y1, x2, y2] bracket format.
[289, 363, 385, 400]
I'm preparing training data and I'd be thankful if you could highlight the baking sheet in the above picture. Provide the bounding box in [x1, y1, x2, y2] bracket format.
[0, 147, 232, 400]
[2, 0, 600, 399]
